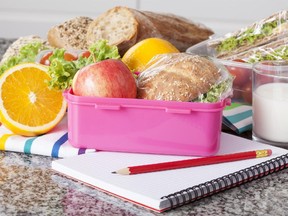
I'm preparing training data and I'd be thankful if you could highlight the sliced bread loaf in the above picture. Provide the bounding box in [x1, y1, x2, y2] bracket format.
[86, 6, 214, 55]
[86, 7, 138, 55]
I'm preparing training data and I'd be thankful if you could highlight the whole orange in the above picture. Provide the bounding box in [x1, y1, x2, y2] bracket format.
[122, 38, 179, 72]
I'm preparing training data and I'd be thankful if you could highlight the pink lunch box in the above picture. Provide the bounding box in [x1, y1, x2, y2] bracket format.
[64, 89, 230, 156]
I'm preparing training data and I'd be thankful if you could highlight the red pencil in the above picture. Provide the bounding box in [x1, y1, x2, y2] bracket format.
[112, 149, 272, 175]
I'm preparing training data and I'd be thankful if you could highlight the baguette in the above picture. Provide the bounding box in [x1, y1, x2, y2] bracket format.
[86, 6, 214, 55]
[47, 16, 93, 50]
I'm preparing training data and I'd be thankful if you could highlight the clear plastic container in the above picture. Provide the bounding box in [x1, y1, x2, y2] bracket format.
[187, 40, 253, 104]
[64, 89, 230, 156]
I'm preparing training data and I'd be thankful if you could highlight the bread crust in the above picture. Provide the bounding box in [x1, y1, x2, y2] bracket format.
[86, 6, 214, 55]
[86, 7, 138, 55]
[47, 16, 93, 50]
[137, 53, 221, 101]
[135, 10, 214, 51]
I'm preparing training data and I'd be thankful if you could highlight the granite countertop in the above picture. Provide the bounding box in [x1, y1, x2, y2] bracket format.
[1, 38, 288, 216]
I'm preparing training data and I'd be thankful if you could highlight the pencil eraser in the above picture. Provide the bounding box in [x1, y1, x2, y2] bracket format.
[267, 149, 272, 156]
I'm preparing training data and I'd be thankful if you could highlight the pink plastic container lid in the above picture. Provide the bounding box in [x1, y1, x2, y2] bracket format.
[64, 89, 230, 156]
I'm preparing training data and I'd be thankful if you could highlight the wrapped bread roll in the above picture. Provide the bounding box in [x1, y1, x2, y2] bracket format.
[137, 53, 233, 102]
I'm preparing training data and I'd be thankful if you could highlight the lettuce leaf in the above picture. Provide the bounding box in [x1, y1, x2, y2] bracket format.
[47, 39, 120, 90]
[247, 45, 288, 63]
[216, 19, 284, 53]
[0, 42, 49, 75]
[47, 49, 78, 90]
[193, 79, 233, 103]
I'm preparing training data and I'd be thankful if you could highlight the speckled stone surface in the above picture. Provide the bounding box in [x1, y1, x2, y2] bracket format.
[1, 38, 288, 216]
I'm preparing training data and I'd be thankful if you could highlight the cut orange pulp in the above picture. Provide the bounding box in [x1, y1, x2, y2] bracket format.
[0, 63, 67, 136]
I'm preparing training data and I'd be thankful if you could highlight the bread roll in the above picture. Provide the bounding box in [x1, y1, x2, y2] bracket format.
[86, 6, 214, 55]
[137, 53, 221, 102]
[47, 16, 93, 50]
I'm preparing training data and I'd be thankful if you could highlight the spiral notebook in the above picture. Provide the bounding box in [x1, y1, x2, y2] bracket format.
[51, 133, 288, 213]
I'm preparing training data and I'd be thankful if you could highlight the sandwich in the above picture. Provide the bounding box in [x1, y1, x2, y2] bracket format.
[137, 53, 233, 103]
[0, 35, 50, 75]
[225, 36, 288, 63]
[208, 10, 288, 59]
[0, 37, 121, 90]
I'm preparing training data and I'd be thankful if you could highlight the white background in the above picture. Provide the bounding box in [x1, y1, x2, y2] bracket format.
[0, 0, 287, 39]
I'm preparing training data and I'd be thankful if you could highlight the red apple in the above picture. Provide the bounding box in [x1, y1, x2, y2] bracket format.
[72, 59, 137, 98]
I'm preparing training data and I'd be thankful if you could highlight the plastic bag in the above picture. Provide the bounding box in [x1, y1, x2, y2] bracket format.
[231, 37, 288, 63]
[136, 53, 233, 103]
[207, 10, 288, 60]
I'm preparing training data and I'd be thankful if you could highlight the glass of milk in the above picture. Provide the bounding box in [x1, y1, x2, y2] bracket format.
[252, 60, 288, 147]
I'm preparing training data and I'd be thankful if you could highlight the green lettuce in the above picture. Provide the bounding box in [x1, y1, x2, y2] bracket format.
[216, 19, 284, 53]
[47, 39, 121, 90]
[47, 49, 79, 90]
[247, 45, 288, 63]
[0, 42, 49, 75]
[193, 79, 233, 103]
[0, 39, 120, 90]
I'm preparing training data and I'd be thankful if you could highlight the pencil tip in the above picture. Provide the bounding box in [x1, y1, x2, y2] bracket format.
[111, 171, 116, 174]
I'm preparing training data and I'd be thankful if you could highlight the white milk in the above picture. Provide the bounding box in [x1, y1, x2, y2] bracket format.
[253, 83, 288, 143]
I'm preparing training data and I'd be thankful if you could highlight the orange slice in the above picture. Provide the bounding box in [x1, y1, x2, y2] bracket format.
[0, 63, 67, 136]
[122, 37, 179, 72]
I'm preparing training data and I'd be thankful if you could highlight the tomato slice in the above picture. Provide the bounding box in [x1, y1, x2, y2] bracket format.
[39, 51, 78, 66]
[39, 51, 53, 66]
[64, 52, 78, 61]
[232, 59, 247, 63]
[80, 51, 91, 58]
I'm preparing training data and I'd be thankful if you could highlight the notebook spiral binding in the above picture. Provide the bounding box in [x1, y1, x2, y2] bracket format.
[161, 153, 288, 211]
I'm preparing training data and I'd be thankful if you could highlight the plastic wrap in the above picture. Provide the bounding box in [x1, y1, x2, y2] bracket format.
[207, 10, 288, 59]
[233, 37, 288, 63]
[187, 10, 288, 105]
[136, 53, 233, 103]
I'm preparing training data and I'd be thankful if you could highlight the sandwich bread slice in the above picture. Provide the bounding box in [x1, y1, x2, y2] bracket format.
[208, 10, 288, 59]
[223, 36, 288, 63]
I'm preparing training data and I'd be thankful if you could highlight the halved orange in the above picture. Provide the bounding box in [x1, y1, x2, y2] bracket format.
[0, 63, 67, 136]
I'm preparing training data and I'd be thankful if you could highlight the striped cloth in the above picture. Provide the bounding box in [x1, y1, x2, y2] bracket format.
[0, 115, 96, 158]
[0, 104, 252, 157]
[222, 103, 253, 134]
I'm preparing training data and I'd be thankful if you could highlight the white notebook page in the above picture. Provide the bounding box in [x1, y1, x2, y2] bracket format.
[52, 133, 288, 211]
